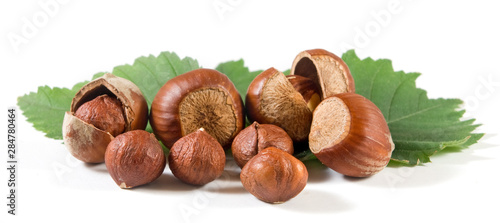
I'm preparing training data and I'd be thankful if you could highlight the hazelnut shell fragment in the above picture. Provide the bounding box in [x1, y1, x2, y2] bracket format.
[309, 93, 395, 177]
[168, 128, 226, 186]
[150, 68, 245, 149]
[62, 73, 148, 163]
[240, 147, 308, 204]
[246, 68, 312, 142]
[291, 49, 355, 99]
[105, 130, 166, 189]
[231, 122, 294, 168]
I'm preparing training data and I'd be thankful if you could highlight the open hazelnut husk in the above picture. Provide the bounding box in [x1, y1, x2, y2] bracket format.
[150, 68, 245, 149]
[62, 73, 148, 163]
[309, 93, 395, 177]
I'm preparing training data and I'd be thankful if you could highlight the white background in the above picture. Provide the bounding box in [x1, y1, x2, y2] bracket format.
[1, 0, 499, 222]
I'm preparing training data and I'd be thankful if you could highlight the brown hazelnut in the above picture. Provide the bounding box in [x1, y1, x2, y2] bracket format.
[150, 68, 245, 149]
[246, 68, 312, 142]
[105, 130, 166, 189]
[231, 122, 293, 168]
[168, 128, 226, 186]
[309, 93, 395, 177]
[240, 147, 308, 204]
[74, 94, 125, 137]
[62, 73, 148, 163]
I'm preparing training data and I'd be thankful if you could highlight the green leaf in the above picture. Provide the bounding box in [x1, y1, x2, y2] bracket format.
[215, 59, 262, 102]
[342, 50, 483, 165]
[17, 81, 87, 140]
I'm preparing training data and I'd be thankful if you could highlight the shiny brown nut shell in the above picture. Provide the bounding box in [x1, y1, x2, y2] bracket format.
[62, 73, 148, 163]
[291, 49, 355, 99]
[105, 130, 166, 189]
[168, 128, 226, 186]
[150, 68, 245, 149]
[231, 122, 293, 168]
[240, 147, 308, 204]
[309, 93, 395, 177]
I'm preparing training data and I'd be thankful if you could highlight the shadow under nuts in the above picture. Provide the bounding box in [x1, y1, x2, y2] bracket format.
[240, 147, 308, 204]
[62, 73, 148, 163]
[309, 93, 395, 177]
[231, 122, 294, 168]
[105, 130, 166, 189]
[169, 128, 226, 186]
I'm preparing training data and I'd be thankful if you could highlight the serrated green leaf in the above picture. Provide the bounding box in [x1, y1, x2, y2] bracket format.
[342, 50, 483, 165]
[17, 82, 87, 140]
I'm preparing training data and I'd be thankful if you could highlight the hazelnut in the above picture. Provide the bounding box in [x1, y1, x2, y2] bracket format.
[150, 68, 245, 149]
[74, 94, 125, 137]
[231, 122, 293, 168]
[105, 130, 166, 189]
[246, 68, 312, 142]
[240, 147, 308, 204]
[309, 93, 395, 177]
[62, 73, 148, 163]
[168, 128, 226, 186]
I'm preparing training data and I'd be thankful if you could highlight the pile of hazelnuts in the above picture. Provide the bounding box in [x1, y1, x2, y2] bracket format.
[62, 49, 394, 204]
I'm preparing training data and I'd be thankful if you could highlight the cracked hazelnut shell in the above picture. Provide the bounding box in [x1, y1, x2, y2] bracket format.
[168, 128, 226, 186]
[105, 130, 166, 189]
[246, 67, 312, 142]
[240, 147, 308, 204]
[291, 48, 355, 99]
[231, 122, 293, 168]
[309, 93, 395, 177]
[62, 73, 148, 163]
[150, 68, 245, 149]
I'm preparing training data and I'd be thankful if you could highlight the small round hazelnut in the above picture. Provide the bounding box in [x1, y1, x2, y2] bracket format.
[309, 93, 395, 177]
[231, 122, 293, 168]
[240, 147, 308, 204]
[105, 130, 166, 189]
[74, 94, 125, 137]
[168, 128, 226, 186]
